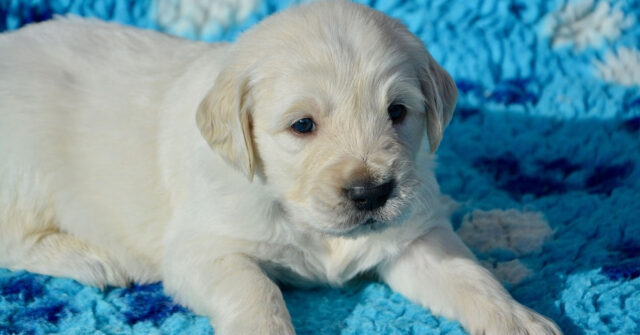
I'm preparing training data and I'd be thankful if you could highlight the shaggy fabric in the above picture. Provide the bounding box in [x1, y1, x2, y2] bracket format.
[1, 0, 639, 334]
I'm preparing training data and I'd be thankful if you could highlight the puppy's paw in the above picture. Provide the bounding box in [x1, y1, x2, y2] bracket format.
[469, 303, 562, 335]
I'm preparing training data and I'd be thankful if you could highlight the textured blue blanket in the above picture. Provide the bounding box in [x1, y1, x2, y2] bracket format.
[1, 0, 639, 334]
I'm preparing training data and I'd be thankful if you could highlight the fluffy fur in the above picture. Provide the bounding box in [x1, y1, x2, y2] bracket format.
[0, 1, 561, 334]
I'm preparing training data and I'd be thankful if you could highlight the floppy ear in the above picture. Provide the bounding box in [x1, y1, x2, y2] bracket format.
[420, 53, 458, 153]
[196, 65, 255, 180]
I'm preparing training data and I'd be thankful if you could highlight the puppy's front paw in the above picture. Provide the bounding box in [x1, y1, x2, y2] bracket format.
[469, 303, 562, 335]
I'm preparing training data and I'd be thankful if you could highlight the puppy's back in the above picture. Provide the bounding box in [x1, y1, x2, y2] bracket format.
[0, 18, 208, 170]
[0, 18, 220, 273]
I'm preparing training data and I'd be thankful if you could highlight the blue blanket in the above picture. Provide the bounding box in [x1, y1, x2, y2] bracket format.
[1, 0, 639, 334]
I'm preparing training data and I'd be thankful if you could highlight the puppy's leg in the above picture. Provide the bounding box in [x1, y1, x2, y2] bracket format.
[379, 226, 562, 335]
[164, 253, 294, 335]
[3, 229, 128, 288]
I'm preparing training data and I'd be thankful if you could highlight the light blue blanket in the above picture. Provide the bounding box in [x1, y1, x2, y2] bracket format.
[1, 0, 639, 334]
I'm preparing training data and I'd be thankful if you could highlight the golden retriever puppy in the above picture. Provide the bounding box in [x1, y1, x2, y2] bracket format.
[0, 1, 561, 334]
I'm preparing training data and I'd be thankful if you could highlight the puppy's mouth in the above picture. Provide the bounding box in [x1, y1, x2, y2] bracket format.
[335, 215, 402, 238]
[353, 217, 387, 233]
[363, 218, 377, 225]
[294, 208, 393, 237]
[315, 218, 385, 238]
[326, 202, 405, 237]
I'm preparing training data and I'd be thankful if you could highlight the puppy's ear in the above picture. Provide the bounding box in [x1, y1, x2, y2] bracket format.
[419, 53, 458, 153]
[196, 64, 255, 180]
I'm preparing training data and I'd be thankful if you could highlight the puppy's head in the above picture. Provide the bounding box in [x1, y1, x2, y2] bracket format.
[196, 1, 457, 236]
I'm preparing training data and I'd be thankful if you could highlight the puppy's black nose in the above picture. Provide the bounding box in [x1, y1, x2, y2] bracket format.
[346, 180, 394, 211]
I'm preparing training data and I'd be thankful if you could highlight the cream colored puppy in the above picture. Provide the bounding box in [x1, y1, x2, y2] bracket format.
[0, 1, 561, 334]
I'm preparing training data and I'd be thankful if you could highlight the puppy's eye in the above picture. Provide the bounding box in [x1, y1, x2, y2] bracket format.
[291, 118, 316, 134]
[388, 103, 407, 124]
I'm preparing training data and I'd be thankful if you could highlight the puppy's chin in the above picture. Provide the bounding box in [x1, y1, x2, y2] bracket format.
[285, 198, 411, 238]
[335, 219, 391, 238]
[300, 216, 391, 238]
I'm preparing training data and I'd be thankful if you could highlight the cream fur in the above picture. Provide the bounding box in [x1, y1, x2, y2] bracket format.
[0, 1, 561, 334]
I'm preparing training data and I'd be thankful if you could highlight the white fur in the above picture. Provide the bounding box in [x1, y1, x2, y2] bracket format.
[0, 1, 561, 334]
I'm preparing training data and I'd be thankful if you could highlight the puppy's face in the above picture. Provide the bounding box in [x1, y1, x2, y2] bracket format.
[196, 1, 457, 236]
[250, 55, 425, 235]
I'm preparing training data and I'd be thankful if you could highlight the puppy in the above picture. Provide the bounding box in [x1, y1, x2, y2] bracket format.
[0, 1, 562, 334]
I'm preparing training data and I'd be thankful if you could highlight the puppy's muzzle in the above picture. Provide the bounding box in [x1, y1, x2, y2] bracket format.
[345, 180, 395, 211]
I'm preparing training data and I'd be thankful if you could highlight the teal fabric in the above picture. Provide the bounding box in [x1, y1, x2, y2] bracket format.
[1, 1, 639, 334]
